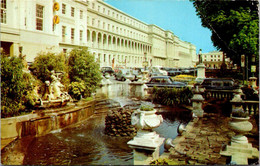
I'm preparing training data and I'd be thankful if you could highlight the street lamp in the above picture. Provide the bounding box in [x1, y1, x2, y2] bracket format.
[144, 52, 147, 70]
[198, 49, 202, 64]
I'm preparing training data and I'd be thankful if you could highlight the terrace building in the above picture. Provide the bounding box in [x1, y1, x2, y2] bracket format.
[201, 51, 233, 69]
[1, 0, 197, 68]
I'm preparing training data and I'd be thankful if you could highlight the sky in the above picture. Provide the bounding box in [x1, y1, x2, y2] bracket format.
[105, 0, 216, 54]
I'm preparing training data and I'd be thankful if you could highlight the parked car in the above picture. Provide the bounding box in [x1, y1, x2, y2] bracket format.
[134, 67, 145, 74]
[146, 76, 187, 88]
[180, 68, 191, 74]
[101, 67, 114, 76]
[149, 68, 163, 77]
[199, 78, 239, 90]
[115, 69, 135, 81]
[167, 68, 182, 76]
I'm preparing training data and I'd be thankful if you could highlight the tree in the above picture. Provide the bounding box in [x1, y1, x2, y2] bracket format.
[191, 0, 259, 67]
[68, 47, 102, 98]
[1, 54, 36, 117]
[30, 52, 69, 88]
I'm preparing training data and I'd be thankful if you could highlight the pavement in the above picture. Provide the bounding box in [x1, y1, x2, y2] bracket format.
[162, 113, 259, 165]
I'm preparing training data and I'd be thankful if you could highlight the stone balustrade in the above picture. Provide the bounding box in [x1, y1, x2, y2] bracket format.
[203, 89, 235, 101]
[241, 101, 259, 115]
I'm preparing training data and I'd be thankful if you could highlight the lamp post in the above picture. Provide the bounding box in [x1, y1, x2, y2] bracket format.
[198, 49, 202, 64]
[144, 52, 147, 70]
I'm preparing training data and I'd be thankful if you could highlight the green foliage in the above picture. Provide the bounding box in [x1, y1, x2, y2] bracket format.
[150, 158, 178, 165]
[82, 97, 93, 102]
[191, 1, 259, 66]
[68, 47, 102, 98]
[1, 54, 36, 118]
[140, 104, 154, 111]
[30, 52, 69, 87]
[152, 87, 193, 106]
[241, 86, 259, 101]
[68, 81, 86, 99]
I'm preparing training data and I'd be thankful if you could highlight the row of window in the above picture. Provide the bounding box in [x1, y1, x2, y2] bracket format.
[88, 16, 147, 41]
[87, 30, 151, 53]
[62, 25, 151, 52]
[91, 1, 148, 31]
[204, 59, 221, 62]
[62, 3, 84, 19]
[1, 1, 45, 31]
[96, 53, 147, 64]
[204, 55, 221, 58]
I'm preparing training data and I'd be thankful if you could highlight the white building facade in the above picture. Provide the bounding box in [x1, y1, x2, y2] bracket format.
[1, 0, 197, 68]
[201, 51, 232, 69]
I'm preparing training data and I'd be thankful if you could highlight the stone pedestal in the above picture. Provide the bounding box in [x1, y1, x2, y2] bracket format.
[129, 82, 148, 99]
[220, 142, 259, 165]
[230, 88, 244, 111]
[197, 63, 206, 79]
[128, 136, 165, 165]
[191, 87, 205, 117]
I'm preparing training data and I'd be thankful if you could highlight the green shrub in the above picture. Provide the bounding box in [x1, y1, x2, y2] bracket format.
[1, 54, 36, 118]
[241, 85, 259, 100]
[30, 52, 69, 88]
[140, 104, 154, 111]
[68, 47, 102, 98]
[152, 87, 193, 106]
[68, 81, 86, 99]
[150, 158, 178, 165]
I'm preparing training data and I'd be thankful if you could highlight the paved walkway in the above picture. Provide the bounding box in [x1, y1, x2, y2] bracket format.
[163, 113, 259, 165]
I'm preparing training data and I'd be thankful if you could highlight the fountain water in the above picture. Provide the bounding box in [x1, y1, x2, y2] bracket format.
[1, 97, 192, 165]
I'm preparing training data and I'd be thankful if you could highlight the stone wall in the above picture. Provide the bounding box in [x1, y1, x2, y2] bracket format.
[105, 107, 137, 137]
[1, 101, 95, 140]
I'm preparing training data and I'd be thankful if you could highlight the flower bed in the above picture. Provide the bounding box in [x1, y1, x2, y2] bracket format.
[172, 74, 196, 83]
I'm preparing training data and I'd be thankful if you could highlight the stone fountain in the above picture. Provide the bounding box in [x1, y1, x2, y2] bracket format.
[35, 70, 72, 108]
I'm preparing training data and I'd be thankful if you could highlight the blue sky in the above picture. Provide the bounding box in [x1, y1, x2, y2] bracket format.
[105, 0, 216, 54]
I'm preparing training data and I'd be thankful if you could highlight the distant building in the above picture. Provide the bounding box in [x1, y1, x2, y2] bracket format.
[1, 0, 197, 68]
[201, 51, 233, 69]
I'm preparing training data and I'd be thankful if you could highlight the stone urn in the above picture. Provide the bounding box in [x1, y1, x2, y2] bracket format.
[229, 116, 253, 144]
[127, 106, 165, 165]
[129, 107, 163, 146]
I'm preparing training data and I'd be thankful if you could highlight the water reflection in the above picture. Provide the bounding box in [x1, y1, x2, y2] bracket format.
[4, 99, 191, 165]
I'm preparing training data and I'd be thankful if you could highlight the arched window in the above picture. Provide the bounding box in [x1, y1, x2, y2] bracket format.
[103, 34, 107, 44]
[92, 31, 96, 42]
[87, 30, 90, 42]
